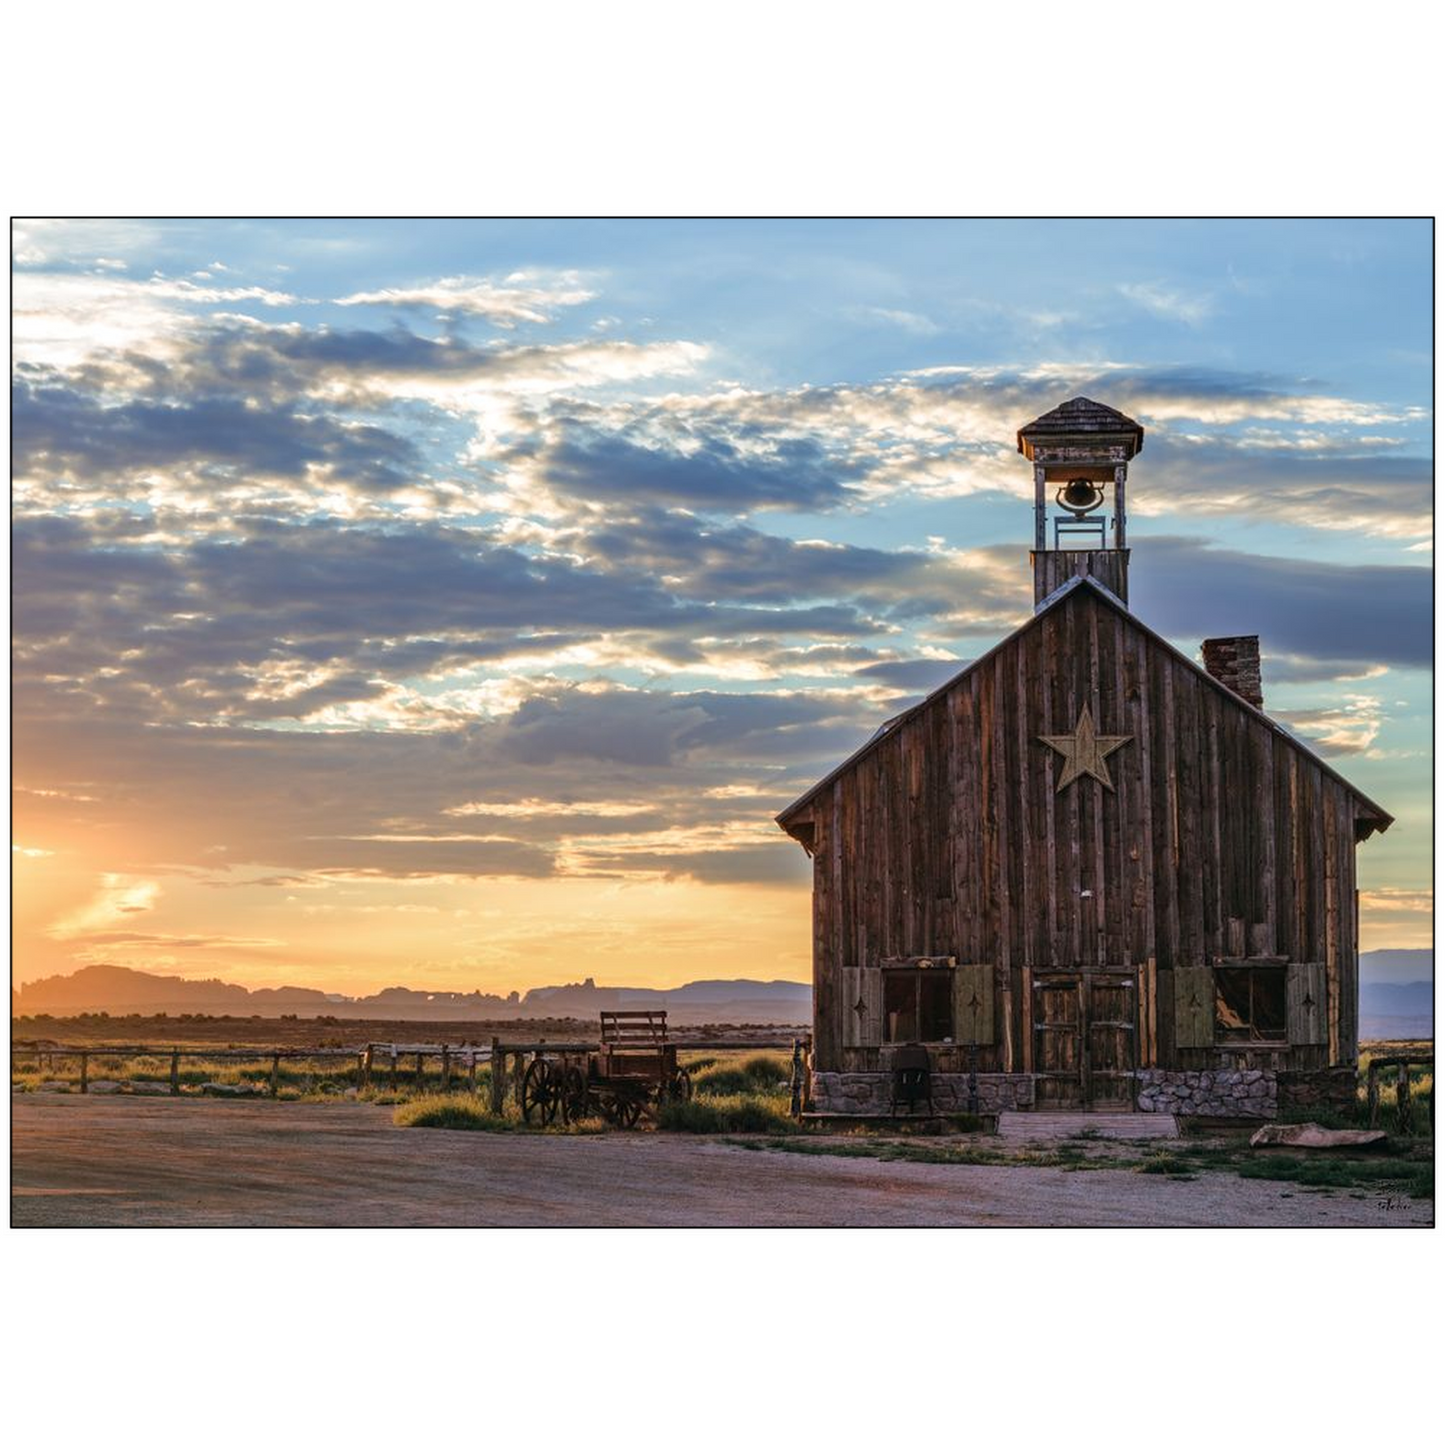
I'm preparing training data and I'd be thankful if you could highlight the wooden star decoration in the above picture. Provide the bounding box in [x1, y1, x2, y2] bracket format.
[1038, 704, 1132, 793]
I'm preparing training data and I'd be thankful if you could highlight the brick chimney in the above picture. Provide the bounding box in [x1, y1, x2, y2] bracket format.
[1201, 635, 1263, 709]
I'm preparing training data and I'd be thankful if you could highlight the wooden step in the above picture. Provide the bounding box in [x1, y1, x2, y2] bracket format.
[997, 1111, 1178, 1141]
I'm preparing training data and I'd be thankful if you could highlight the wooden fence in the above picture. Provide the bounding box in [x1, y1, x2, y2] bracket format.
[12, 1045, 375, 1097]
[1364, 1048, 1435, 1130]
[12, 1035, 815, 1112]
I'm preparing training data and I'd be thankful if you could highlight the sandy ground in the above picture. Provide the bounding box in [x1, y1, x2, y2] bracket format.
[11, 1093, 1431, 1228]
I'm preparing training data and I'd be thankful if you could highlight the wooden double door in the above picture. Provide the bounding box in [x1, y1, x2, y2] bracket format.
[1033, 970, 1136, 1111]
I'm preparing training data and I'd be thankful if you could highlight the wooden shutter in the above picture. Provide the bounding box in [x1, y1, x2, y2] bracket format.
[952, 963, 995, 1045]
[1286, 961, 1327, 1046]
[843, 965, 884, 1048]
[1173, 966, 1215, 1050]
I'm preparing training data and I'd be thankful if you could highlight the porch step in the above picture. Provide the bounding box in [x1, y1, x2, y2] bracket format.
[998, 1111, 1178, 1141]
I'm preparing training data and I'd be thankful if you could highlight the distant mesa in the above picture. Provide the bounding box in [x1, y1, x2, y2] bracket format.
[11, 963, 814, 1025]
[10, 958, 1423, 1032]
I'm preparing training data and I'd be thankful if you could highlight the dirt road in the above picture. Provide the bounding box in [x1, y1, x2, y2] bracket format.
[11, 1094, 1430, 1227]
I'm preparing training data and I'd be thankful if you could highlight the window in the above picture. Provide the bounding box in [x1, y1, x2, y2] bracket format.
[1214, 965, 1286, 1042]
[884, 969, 954, 1043]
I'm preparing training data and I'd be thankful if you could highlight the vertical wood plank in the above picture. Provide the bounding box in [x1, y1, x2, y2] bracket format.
[1021, 965, 1034, 1074]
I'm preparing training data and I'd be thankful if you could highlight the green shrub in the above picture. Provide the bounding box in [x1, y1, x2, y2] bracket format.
[656, 1092, 797, 1134]
[690, 1052, 790, 1097]
[394, 1097, 514, 1131]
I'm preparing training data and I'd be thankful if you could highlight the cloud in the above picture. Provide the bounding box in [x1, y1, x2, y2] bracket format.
[503, 363, 1429, 538]
[532, 431, 861, 513]
[1263, 654, 1389, 686]
[1130, 433, 1431, 541]
[1358, 888, 1433, 915]
[1130, 539, 1431, 669]
[68, 931, 284, 949]
[1118, 281, 1213, 324]
[495, 684, 871, 768]
[13, 269, 298, 367]
[853, 657, 970, 692]
[1273, 697, 1385, 756]
[447, 798, 653, 818]
[13, 374, 424, 497]
[851, 305, 940, 335]
[50, 875, 161, 938]
[336, 270, 595, 325]
[561, 842, 811, 887]
[155, 321, 709, 408]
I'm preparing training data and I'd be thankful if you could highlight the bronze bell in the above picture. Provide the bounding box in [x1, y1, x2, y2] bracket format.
[1057, 477, 1105, 514]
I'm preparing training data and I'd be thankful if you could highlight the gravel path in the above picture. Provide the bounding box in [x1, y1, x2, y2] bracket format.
[11, 1094, 1430, 1227]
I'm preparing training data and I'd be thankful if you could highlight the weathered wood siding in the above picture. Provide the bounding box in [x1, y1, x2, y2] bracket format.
[804, 587, 1364, 1074]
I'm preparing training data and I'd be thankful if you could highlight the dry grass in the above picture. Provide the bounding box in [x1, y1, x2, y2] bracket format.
[393, 1095, 604, 1134]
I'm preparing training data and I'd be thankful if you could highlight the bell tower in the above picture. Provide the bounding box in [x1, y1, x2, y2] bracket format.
[1017, 396, 1144, 609]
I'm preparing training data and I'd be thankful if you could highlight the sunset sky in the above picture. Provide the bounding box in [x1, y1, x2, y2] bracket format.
[10, 217, 1433, 996]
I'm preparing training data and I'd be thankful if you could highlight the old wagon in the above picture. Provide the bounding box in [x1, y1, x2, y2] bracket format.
[519, 1010, 693, 1128]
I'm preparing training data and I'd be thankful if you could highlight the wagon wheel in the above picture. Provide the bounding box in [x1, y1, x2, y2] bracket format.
[521, 1057, 558, 1125]
[559, 1064, 589, 1123]
[598, 1089, 642, 1129]
[668, 1067, 693, 1103]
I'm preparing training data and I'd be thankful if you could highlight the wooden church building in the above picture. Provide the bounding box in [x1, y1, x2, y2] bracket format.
[777, 397, 1392, 1118]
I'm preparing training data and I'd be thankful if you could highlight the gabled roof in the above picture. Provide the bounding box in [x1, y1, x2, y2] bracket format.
[776, 576, 1392, 839]
[1017, 396, 1144, 456]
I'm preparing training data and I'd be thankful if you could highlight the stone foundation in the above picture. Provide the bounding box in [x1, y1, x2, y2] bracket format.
[810, 1070, 1035, 1115]
[1278, 1066, 1357, 1114]
[810, 1068, 1317, 1118]
[1136, 1068, 1278, 1118]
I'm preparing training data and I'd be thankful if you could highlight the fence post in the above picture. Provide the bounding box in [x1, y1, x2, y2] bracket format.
[442, 1045, 451, 1090]
[390, 1048, 398, 1088]
[362, 1045, 374, 1090]
[1367, 1062, 1380, 1127]
[489, 1039, 504, 1114]
[512, 1050, 525, 1107]
[1397, 1062, 1412, 1133]
[80, 1051, 89, 1094]
[270, 1054, 280, 1098]
[468, 1050, 478, 1093]
[416, 1052, 426, 1088]
[789, 1037, 803, 1119]
[171, 1050, 180, 1095]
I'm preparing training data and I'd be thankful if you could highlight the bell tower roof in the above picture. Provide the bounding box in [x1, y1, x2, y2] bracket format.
[1017, 396, 1144, 459]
